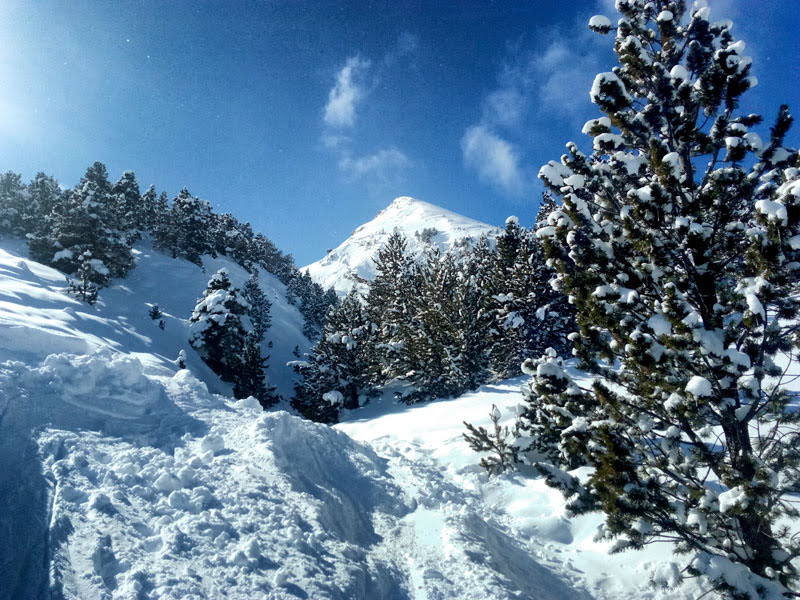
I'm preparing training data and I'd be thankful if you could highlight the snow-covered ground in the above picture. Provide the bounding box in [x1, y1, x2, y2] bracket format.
[303, 197, 500, 296]
[0, 237, 793, 599]
[0, 237, 310, 398]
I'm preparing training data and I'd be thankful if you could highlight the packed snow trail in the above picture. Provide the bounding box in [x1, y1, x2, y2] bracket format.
[0, 351, 595, 599]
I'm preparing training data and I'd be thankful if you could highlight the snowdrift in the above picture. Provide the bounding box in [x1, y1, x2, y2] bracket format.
[0, 238, 311, 398]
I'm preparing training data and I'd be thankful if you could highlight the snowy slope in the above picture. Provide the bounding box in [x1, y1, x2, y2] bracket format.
[0, 237, 311, 398]
[0, 237, 796, 599]
[303, 196, 501, 296]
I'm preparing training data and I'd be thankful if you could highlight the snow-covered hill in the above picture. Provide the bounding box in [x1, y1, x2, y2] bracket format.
[303, 197, 501, 296]
[0, 238, 311, 398]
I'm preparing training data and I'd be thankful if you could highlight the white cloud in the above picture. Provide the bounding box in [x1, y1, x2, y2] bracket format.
[324, 56, 370, 128]
[339, 147, 410, 182]
[322, 40, 418, 188]
[461, 125, 524, 195]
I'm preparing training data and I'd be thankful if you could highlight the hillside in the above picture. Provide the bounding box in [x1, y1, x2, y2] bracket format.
[1, 236, 775, 600]
[303, 197, 500, 296]
[0, 238, 311, 399]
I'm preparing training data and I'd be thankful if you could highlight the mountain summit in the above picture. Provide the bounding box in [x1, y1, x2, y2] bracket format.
[303, 197, 500, 295]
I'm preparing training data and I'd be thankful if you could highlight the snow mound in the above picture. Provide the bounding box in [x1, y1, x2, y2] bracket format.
[303, 196, 500, 295]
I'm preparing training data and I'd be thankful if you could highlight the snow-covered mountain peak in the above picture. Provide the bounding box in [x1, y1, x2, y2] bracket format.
[304, 196, 500, 296]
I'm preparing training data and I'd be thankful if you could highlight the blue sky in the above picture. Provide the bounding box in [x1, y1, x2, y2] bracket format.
[1, 0, 798, 265]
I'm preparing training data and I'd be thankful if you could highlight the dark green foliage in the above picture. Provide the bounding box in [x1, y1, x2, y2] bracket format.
[113, 170, 143, 240]
[189, 269, 277, 407]
[487, 203, 576, 379]
[507, 2, 800, 596]
[234, 334, 278, 408]
[148, 304, 163, 321]
[399, 248, 494, 403]
[155, 187, 215, 265]
[463, 405, 519, 475]
[286, 270, 338, 340]
[29, 161, 134, 287]
[292, 291, 379, 423]
[242, 269, 272, 342]
[27, 173, 63, 235]
[148, 304, 165, 329]
[364, 231, 417, 382]
[188, 269, 249, 382]
[0, 172, 28, 236]
[65, 251, 101, 305]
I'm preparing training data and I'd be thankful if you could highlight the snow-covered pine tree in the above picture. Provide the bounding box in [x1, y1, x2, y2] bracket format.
[242, 269, 272, 343]
[0, 172, 28, 236]
[27, 172, 63, 235]
[250, 232, 294, 282]
[66, 251, 101, 305]
[234, 333, 278, 408]
[112, 170, 143, 241]
[139, 185, 159, 233]
[211, 213, 255, 266]
[29, 162, 134, 285]
[285, 269, 337, 340]
[398, 247, 494, 402]
[188, 268, 249, 382]
[148, 304, 163, 321]
[148, 304, 165, 329]
[487, 216, 530, 378]
[291, 290, 378, 423]
[364, 231, 417, 382]
[155, 187, 215, 265]
[488, 203, 575, 379]
[151, 190, 170, 234]
[518, 1, 799, 596]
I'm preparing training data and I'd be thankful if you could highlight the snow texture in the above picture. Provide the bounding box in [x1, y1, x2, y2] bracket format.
[685, 375, 713, 397]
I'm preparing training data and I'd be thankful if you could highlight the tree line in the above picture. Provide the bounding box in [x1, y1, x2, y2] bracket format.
[291, 197, 575, 423]
[0, 162, 337, 337]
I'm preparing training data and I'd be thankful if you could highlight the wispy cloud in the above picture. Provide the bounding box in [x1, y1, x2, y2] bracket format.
[461, 2, 615, 196]
[322, 42, 418, 189]
[482, 88, 527, 129]
[384, 31, 419, 67]
[339, 147, 410, 182]
[461, 125, 524, 195]
[533, 39, 604, 116]
[323, 56, 370, 129]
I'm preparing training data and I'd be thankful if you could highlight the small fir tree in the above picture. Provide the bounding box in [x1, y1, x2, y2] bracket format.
[234, 333, 278, 407]
[188, 269, 249, 382]
[242, 269, 272, 342]
[66, 251, 101, 305]
[148, 304, 165, 329]
[291, 290, 379, 423]
[112, 170, 142, 241]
